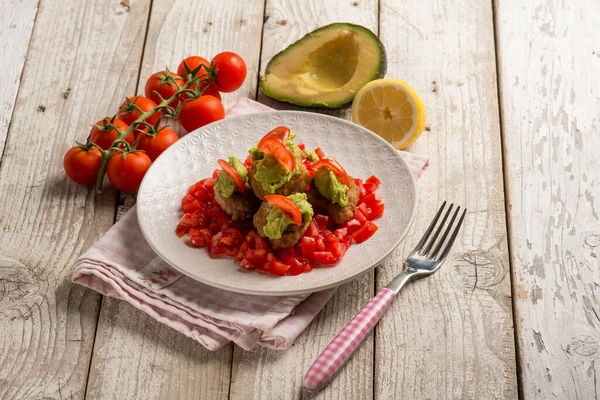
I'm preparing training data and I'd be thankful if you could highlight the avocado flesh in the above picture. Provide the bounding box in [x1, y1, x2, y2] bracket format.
[260, 23, 386, 108]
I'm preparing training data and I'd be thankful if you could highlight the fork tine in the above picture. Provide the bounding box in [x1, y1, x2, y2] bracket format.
[437, 208, 467, 262]
[430, 206, 461, 259]
[411, 201, 446, 253]
[421, 203, 454, 256]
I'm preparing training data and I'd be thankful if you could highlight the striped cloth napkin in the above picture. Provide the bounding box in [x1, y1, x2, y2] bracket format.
[72, 98, 429, 351]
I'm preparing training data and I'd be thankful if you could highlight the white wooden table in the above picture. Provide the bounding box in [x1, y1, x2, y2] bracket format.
[1, 0, 598, 398]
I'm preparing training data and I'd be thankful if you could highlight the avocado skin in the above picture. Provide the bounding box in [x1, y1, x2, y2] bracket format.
[259, 22, 387, 109]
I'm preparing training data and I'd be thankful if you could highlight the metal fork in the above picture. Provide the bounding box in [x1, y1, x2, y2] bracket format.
[303, 201, 466, 392]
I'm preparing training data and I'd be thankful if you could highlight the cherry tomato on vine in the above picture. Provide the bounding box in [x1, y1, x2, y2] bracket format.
[117, 96, 161, 127]
[90, 118, 133, 150]
[177, 56, 211, 80]
[211, 52, 247, 93]
[178, 95, 225, 132]
[106, 151, 152, 192]
[137, 127, 179, 161]
[63, 146, 103, 185]
[145, 70, 185, 107]
[177, 56, 221, 101]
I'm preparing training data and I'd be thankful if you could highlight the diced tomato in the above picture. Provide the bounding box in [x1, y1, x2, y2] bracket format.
[311, 157, 350, 185]
[363, 182, 378, 194]
[264, 194, 302, 225]
[288, 260, 303, 276]
[246, 231, 271, 252]
[343, 219, 363, 234]
[262, 126, 291, 141]
[314, 147, 325, 159]
[236, 241, 250, 260]
[334, 227, 348, 239]
[322, 230, 339, 244]
[297, 143, 306, 151]
[354, 178, 367, 199]
[189, 228, 212, 248]
[306, 220, 319, 238]
[240, 259, 256, 270]
[218, 159, 245, 193]
[316, 236, 326, 251]
[175, 224, 189, 238]
[352, 221, 379, 243]
[246, 249, 267, 265]
[354, 207, 368, 223]
[182, 196, 200, 213]
[328, 241, 349, 259]
[301, 236, 316, 256]
[212, 169, 221, 179]
[368, 203, 385, 220]
[357, 202, 371, 218]
[362, 193, 382, 209]
[314, 214, 329, 231]
[244, 155, 253, 170]
[277, 247, 295, 264]
[313, 251, 338, 265]
[269, 261, 290, 276]
[258, 136, 295, 172]
[366, 175, 381, 189]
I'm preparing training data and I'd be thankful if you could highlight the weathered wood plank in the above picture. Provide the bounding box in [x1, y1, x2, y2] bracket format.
[0, 0, 150, 398]
[374, 0, 518, 398]
[0, 0, 39, 158]
[229, 2, 378, 399]
[496, 0, 600, 398]
[85, 0, 266, 398]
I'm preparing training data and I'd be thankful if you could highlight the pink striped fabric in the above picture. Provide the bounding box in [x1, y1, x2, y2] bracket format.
[303, 288, 396, 390]
[72, 98, 428, 351]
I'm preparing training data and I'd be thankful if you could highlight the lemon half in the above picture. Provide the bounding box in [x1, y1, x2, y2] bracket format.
[351, 79, 426, 149]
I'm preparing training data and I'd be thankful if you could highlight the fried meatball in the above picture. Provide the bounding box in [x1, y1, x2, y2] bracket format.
[306, 177, 360, 224]
[249, 161, 311, 200]
[253, 202, 308, 249]
[214, 187, 259, 221]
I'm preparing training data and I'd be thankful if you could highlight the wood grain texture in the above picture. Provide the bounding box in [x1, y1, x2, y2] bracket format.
[496, 0, 600, 398]
[85, 0, 266, 398]
[229, 1, 378, 399]
[0, 0, 39, 158]
[0, 0, 150, 397]
[374, 0, 518, 398]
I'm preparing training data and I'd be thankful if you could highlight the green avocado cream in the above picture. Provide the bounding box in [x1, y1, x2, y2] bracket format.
[314, 168, 349, 206]
[250, 133, 304, 194]
[263, 193, 314, 239]
[305, 150, 319, 162]
[214, 156, 247, 198]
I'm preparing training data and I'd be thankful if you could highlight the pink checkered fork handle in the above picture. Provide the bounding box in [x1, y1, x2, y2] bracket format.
[304, 202, 467, 391]
[303, 288, 396, 391]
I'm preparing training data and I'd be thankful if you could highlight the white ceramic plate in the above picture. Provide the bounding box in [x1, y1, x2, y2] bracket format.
[137, 111, 416, 296]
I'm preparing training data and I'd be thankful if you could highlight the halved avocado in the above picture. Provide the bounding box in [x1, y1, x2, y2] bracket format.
[259, 23, 386, 108]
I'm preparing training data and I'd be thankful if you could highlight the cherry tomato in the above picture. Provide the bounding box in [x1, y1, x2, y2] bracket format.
[177, 56, 221, 100]
[211, 52, 247, 92]
[258, 136, 295, 172]
[137, 127, 179, 161]
[117, 96, 162, 127]
[264, 194, 302, 225]
[178, 95, 225, 132]
[218, 159, 245, 193]
[262, 126, 291, 141]
[177, 56, 211, 80]
[90, 118, 133, 150]
[312, 157, 350, 185]
[314, 147, 325, 159]
[63, 146, 102, 184]
[352, 221, 379, 243]
[106, 151, 152, 192]
[145, 70, 185, 107]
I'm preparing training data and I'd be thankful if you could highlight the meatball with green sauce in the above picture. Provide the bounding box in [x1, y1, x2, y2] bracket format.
[213, 156, 258, 221]
[248, 134, 311, 200]
[253, 193, 314, 249]
[306, 169, 360, 224]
